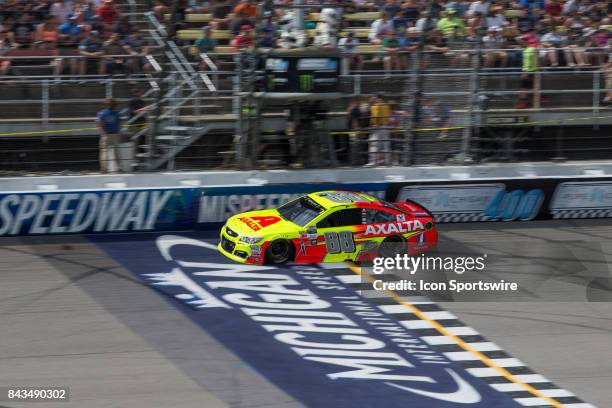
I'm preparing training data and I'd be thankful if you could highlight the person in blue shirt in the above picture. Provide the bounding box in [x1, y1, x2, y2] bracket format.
[58, 14, 81, 47]
[96, 99, 122, 173]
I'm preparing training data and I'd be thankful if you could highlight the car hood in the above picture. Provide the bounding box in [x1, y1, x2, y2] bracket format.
[225, 209, 298, 237]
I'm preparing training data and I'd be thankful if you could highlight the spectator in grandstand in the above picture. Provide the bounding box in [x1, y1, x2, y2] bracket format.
[589, 27, 610, 65]
[564, 27, 588, 66]
[540, 26, 565, 66]
[545, 0, 563, 21]
[486, 5, 508, 28]
[195, 25, 217, 53]
[96, 98, 122, 173]
[338, 31, 363, 72]
[368, 12, 393, 45]
[513, 6, 535, 33]
[78, 29, 105, 75]
[446, 25, 471, 65]
[103, 32, 127, 75]
[112, 16, 133, 40]
[603, 55, 612, 103]
[0, 22, 18, 50]
[396, 0, 420, 27]
[122, 28, 152, 76]
[96, 0, 119, 30]
[12, 13, 36, 47]
[76, 0, 99, 26]
[382, 29, 403, 76]
[35, 16, 59, 46]
[58, 14, 82, 47]
[446, 0, 468, 18]
[231, 24, 254, 50]
[210, 0, 234, 30]
[368, 93, 392, 166]
[153, 0, 169, 22]
[50, 0, 75, 24]
[231, 0, 257, 35]
[437, 8, 465, 38]
[467, 0, 488, 17]
[256, 17, 277, 49]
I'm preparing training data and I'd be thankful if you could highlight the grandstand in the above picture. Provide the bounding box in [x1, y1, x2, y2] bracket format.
[0, 0, 611, 173]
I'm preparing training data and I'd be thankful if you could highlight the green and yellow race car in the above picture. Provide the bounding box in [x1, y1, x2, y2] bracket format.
[218, 190, 437, 264]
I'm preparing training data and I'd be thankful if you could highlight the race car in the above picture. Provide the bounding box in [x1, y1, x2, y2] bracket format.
[218, 190, 437, 264]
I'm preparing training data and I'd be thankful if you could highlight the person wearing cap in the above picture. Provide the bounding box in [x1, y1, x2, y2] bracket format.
[58, 13, 82, 46]
[78, 28, 105, 75]
[96, 98, 122, 173]
[436, 8, 464, 38]
[231, 24, 254, 50]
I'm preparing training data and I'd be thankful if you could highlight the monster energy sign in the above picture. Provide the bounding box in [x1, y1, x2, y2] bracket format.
[264, 54, 340, 93]
[299, 74, 314, 92]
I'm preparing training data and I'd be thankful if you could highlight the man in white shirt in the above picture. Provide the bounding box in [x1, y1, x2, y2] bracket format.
[468, 0, 489, 16]
[369, 12, 393, 44]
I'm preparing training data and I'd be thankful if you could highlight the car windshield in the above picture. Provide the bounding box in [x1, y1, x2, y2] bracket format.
[278, 196, 324, 227]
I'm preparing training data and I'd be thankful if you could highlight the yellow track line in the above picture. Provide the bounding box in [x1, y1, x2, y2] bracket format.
[345, 261, 565, 408]
[330, 114, 612, 135]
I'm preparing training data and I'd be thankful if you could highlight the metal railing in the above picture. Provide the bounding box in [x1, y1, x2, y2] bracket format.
[1, 45, 611, 173]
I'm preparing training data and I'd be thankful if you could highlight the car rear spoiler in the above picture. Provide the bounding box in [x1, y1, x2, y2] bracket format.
[392, 200, 435, 219]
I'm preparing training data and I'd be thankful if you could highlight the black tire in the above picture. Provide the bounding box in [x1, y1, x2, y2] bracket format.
[265, 239, 294, 264]
[378, 235, 406, 258]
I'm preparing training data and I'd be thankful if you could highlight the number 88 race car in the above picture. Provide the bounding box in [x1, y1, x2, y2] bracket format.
[218, 190, 438, 264]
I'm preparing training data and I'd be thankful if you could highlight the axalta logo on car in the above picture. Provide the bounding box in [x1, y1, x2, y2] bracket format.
[364, 220, 425, 236]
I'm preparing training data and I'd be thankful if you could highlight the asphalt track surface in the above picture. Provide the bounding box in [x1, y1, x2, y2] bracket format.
[0, 219, 611, 408]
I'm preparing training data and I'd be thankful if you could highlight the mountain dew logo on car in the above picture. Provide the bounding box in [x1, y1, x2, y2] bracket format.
[299, 74, 314, 92]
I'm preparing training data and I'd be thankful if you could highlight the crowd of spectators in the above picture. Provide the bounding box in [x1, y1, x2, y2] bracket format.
[182, 0, 611, 72]
[0, 0, 151, 78]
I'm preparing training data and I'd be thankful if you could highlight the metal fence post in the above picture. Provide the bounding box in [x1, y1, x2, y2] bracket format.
[234, 53, 245, 169]
[593, 70, 601, 130]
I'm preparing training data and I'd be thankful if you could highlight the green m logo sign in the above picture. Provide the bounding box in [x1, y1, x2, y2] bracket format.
[299, 74, 314, 92]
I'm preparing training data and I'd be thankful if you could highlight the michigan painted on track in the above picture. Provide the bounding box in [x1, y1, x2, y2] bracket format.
[89, 230, 595, 408]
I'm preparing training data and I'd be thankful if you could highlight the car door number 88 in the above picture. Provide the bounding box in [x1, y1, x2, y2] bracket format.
[324, 231, 355, 253]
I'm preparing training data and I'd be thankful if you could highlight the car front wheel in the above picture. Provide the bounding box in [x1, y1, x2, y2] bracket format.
[265, 239, 294, 264]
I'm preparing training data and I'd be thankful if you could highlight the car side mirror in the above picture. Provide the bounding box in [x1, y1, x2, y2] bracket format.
[307, 226, 317, 235]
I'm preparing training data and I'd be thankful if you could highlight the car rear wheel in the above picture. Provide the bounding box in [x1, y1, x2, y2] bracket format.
[265, 239, 294, 264]
[378, 235, 406, 258]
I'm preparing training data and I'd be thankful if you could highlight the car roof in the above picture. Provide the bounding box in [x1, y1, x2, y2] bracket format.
[307, 190, 380, 210]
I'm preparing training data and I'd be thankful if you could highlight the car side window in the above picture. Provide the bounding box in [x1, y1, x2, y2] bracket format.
[317, 208, 364, 228]
[364, 208, 397, 224]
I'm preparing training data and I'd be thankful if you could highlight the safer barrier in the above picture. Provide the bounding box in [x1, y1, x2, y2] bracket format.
[1, 173, 612, 236]
[387, 178, 612, 222]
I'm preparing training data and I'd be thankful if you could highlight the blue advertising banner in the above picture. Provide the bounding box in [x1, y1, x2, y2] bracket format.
[91, 232, 523, 408]
[0, 183, 387, 236]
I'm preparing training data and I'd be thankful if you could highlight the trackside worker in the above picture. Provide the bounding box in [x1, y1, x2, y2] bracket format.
[369, 94, 392, 166]
[96, 98, 122, 173]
